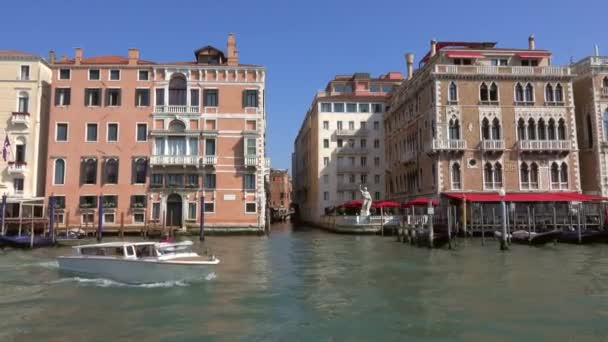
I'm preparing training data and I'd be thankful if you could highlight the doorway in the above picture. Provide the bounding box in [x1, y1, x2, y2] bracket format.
[166, 193, 182, 227]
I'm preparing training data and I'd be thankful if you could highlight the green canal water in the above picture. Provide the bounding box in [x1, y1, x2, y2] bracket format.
[1, 222, 608, 341]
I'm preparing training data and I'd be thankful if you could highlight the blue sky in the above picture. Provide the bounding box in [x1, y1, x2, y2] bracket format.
[2, 0, 607, 170]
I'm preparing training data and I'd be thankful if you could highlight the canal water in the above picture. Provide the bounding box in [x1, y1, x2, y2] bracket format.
[1, 222, 608, 341]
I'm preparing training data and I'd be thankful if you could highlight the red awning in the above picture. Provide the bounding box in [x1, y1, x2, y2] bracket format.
[446, 51, 483, 59]
[516, 52, 550, 58]
[403, 197, 439, 207]
[340, 199, 363, 209]
[443, 192, 605, 203]
[372, 200, 400, 208]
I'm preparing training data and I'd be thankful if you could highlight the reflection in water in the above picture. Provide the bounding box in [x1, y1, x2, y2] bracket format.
[0, 223, 607, 341]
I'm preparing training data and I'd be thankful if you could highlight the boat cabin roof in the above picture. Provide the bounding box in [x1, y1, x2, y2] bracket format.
[74, 241, 157, 249]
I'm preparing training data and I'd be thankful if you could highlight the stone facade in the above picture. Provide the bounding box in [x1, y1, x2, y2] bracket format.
[269, 169, 291, 209]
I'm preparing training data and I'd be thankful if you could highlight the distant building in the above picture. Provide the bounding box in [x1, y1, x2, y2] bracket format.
[385, 36, 579, 204]
[293, 72, 403, 224]
[269, 169, 291, 209]
[44, 34, 269, 231]
[0, 51, 51, 212]
[572, 54, 608, 196]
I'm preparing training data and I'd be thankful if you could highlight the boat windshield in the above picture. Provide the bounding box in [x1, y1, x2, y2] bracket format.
[135, 244, 156, 258]
[156, 244, 192, 256]
[80, 246, 126, 257]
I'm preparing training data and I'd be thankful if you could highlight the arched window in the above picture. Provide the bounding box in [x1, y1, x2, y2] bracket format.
[560, 163, 568, 188]
[603, 110, 608, 141]
[133, 159, 147, 184]
[515, 83, 524, 102]
[481, 118, 490, 140]
[525, 83, 534, 102]
[517, 118, 526, 140]
[545, 84, 554, 102]
[448, 82, 458, 102]
[18, 92, 28, 113]
[558, 119, 566, 140]
[104, 159, 119, 184]
[54, 159, 65, 185]
[530, 162, 539, 189]
[168, 120, 186, 132]
[520, 162, 530, 189]
[548, 119, 556, 140]
[555, 84, 563, 103]
[484, 162, 494, 189]
[489, 82, 498, 102]
[480, 82, 489, 102]
[451, 163, 461, 190]
[551, 162, 560, 188]
[538, 118, 546, 140]
[83, 159, 97, 184]
[527, 118, 536, 140]
[494, 162, 503, 188]
[449, 119, 460, 140]
[491, 118, 501, 140]
[168, 74, 187, 106]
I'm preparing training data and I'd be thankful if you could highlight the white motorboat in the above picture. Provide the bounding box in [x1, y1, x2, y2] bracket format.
[57, 240, 219, 284]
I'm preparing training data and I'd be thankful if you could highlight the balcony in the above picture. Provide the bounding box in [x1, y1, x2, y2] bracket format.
[8, 161, 27, 174]
[153, 105, 200, 115]
[434, 65, 571, 77]
[244, 156, 258, 167]
[336, 146, 368, 155]
[602, 87, 608, 97]
[150, 155, 199, 167]
[517, 140, 571, 152]
[335, 129, 368, 137]
[480, 139, 505, 152]
[201, 155, 217, 167]
[11, 112, 30, 126]
[337, 164, 369, 173]
[428, 139, 466, 152]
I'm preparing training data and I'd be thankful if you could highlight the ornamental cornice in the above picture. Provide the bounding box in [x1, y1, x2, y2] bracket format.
[514, 106, 567, 118]
[433, 73, 573, 82]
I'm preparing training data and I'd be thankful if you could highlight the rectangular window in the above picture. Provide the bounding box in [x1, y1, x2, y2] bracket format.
[186, 174, 198, 187]
[102, 195, 118, 208]
[348, 121, 354, 130]
[188, 203, 197, 220]
[56, 123, 68, 141]
[107, 123, 118, 142]
[324, 192, 329, 201]
[53, 196, 66, 209]
[372, 103, 383, 113]
[382, 85, 394, 93]
[334, 103, 345, 112]
[138, 70, 149, 81]
[337, 121, 343, 130]
[59, 69, 71, 80]
[321, 103, 332, 112]
[360, 122, 366, 129]
[55, 88, 71, 106]
[323, 139, 329, 148]
[20, 65, 30, 80]
[361, 139, 366, 148]
[374, 157, 380, 167]
[152, 202, 161, 220]
[361, 157, 367, 166]
[13, 178, 24, 192]
[359, 103, 370, 113]
[79, 195, 98, 208]
[204, 202, 215, 213]
[85, 88, 101, 106]
[155, 88, 165, 106]
[370, 84, 381, 92]
[375, 192, 380, 201]
[135, 89, 150, 106]
[109, 69, 120, 80]
[375, 174, 380, 184]
[166, 174, 183, 187]
[246, 138, 256, 156]
[82, 213, 94, 224]
[244, 174, 256, 190]
[323, 157, 329, 166]
[491, 59, 508, 66]
[130, 195, 147, 208]
[323, 121, 329, 130]
[151, 174, 163, 187]
[106, 89, 121, 106]
[374, 121, 379, 130]
[204, 173, 216, 189]
[136, 124, 147, 142]
[374, 139, 380, 148]
[243, 90, 258, 107]
[190, 89, 200, 106]
[204, 89, 218, 106]
[86, 123, 98, 142]
[205, 139, 216, 156]
[246, 202, 256, 213]
[89, 69, 100, 80]
[133, 213, 145, 224]
[188, 139, 198, 155]
[346, 103, 357, 112]
[360, 174, 367, 184]
[337, 139, 343, 147]
[81, 159, 98, 185]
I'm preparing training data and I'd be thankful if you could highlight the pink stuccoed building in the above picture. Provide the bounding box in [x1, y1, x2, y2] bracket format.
[45, 34, 268, 232]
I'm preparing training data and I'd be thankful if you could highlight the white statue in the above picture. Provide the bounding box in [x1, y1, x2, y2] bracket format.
[359, 184, 372, 217]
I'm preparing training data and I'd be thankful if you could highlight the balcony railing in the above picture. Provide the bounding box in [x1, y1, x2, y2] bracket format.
[11, 112, 30, 126]
[337, 164, 369, 173]
[480, 139, 505, 151]
[244, 156, 258, 167]
[602, 87, 608, 97]
[336, 146, 368, 154]
[429, 139, 467, 151]
[335, 129, 368, 137]
[153, 105, 200, 114]
[434, 65, 571, 77]
[8, 161, 27, 174]
[201, 155, 217, 166]
[517, 140, 571, 152]
[150, 155, 199, 166]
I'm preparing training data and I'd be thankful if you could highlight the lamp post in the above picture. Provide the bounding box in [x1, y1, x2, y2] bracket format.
[499, 188, 508, 251]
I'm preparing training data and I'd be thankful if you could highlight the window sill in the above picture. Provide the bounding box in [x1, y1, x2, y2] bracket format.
[514, 102, 535, 106]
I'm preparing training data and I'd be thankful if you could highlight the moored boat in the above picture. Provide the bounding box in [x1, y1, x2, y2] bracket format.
[557, 229, 608, 244]
[57, 240, 219, 284]
[510, 230, 561, 246]
[0, 235, 54, 248]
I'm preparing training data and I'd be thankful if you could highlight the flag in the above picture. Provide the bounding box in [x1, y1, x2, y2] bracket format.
[2, 136, 10, 162]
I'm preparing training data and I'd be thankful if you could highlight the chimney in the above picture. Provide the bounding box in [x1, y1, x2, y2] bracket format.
[75, 48, 83, 65]
[227, 33, 239, 66]
[430, 39, 437, 57]
[60, 55, 68, 62]
[528, 35, 535, 50]
[405, 53, 414, 80]
[48, 50, 56, 64]
[128, 48, 139, 65]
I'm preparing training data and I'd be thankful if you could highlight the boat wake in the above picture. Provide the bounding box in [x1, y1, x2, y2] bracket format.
[51, 277, 190, 288]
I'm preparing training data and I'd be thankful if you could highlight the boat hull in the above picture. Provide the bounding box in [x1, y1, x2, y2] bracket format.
[57, 257, 217, 284]
[558, 230, 608, 244]
[0, 235, 55, 248]
[511, 230, 561, 246]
